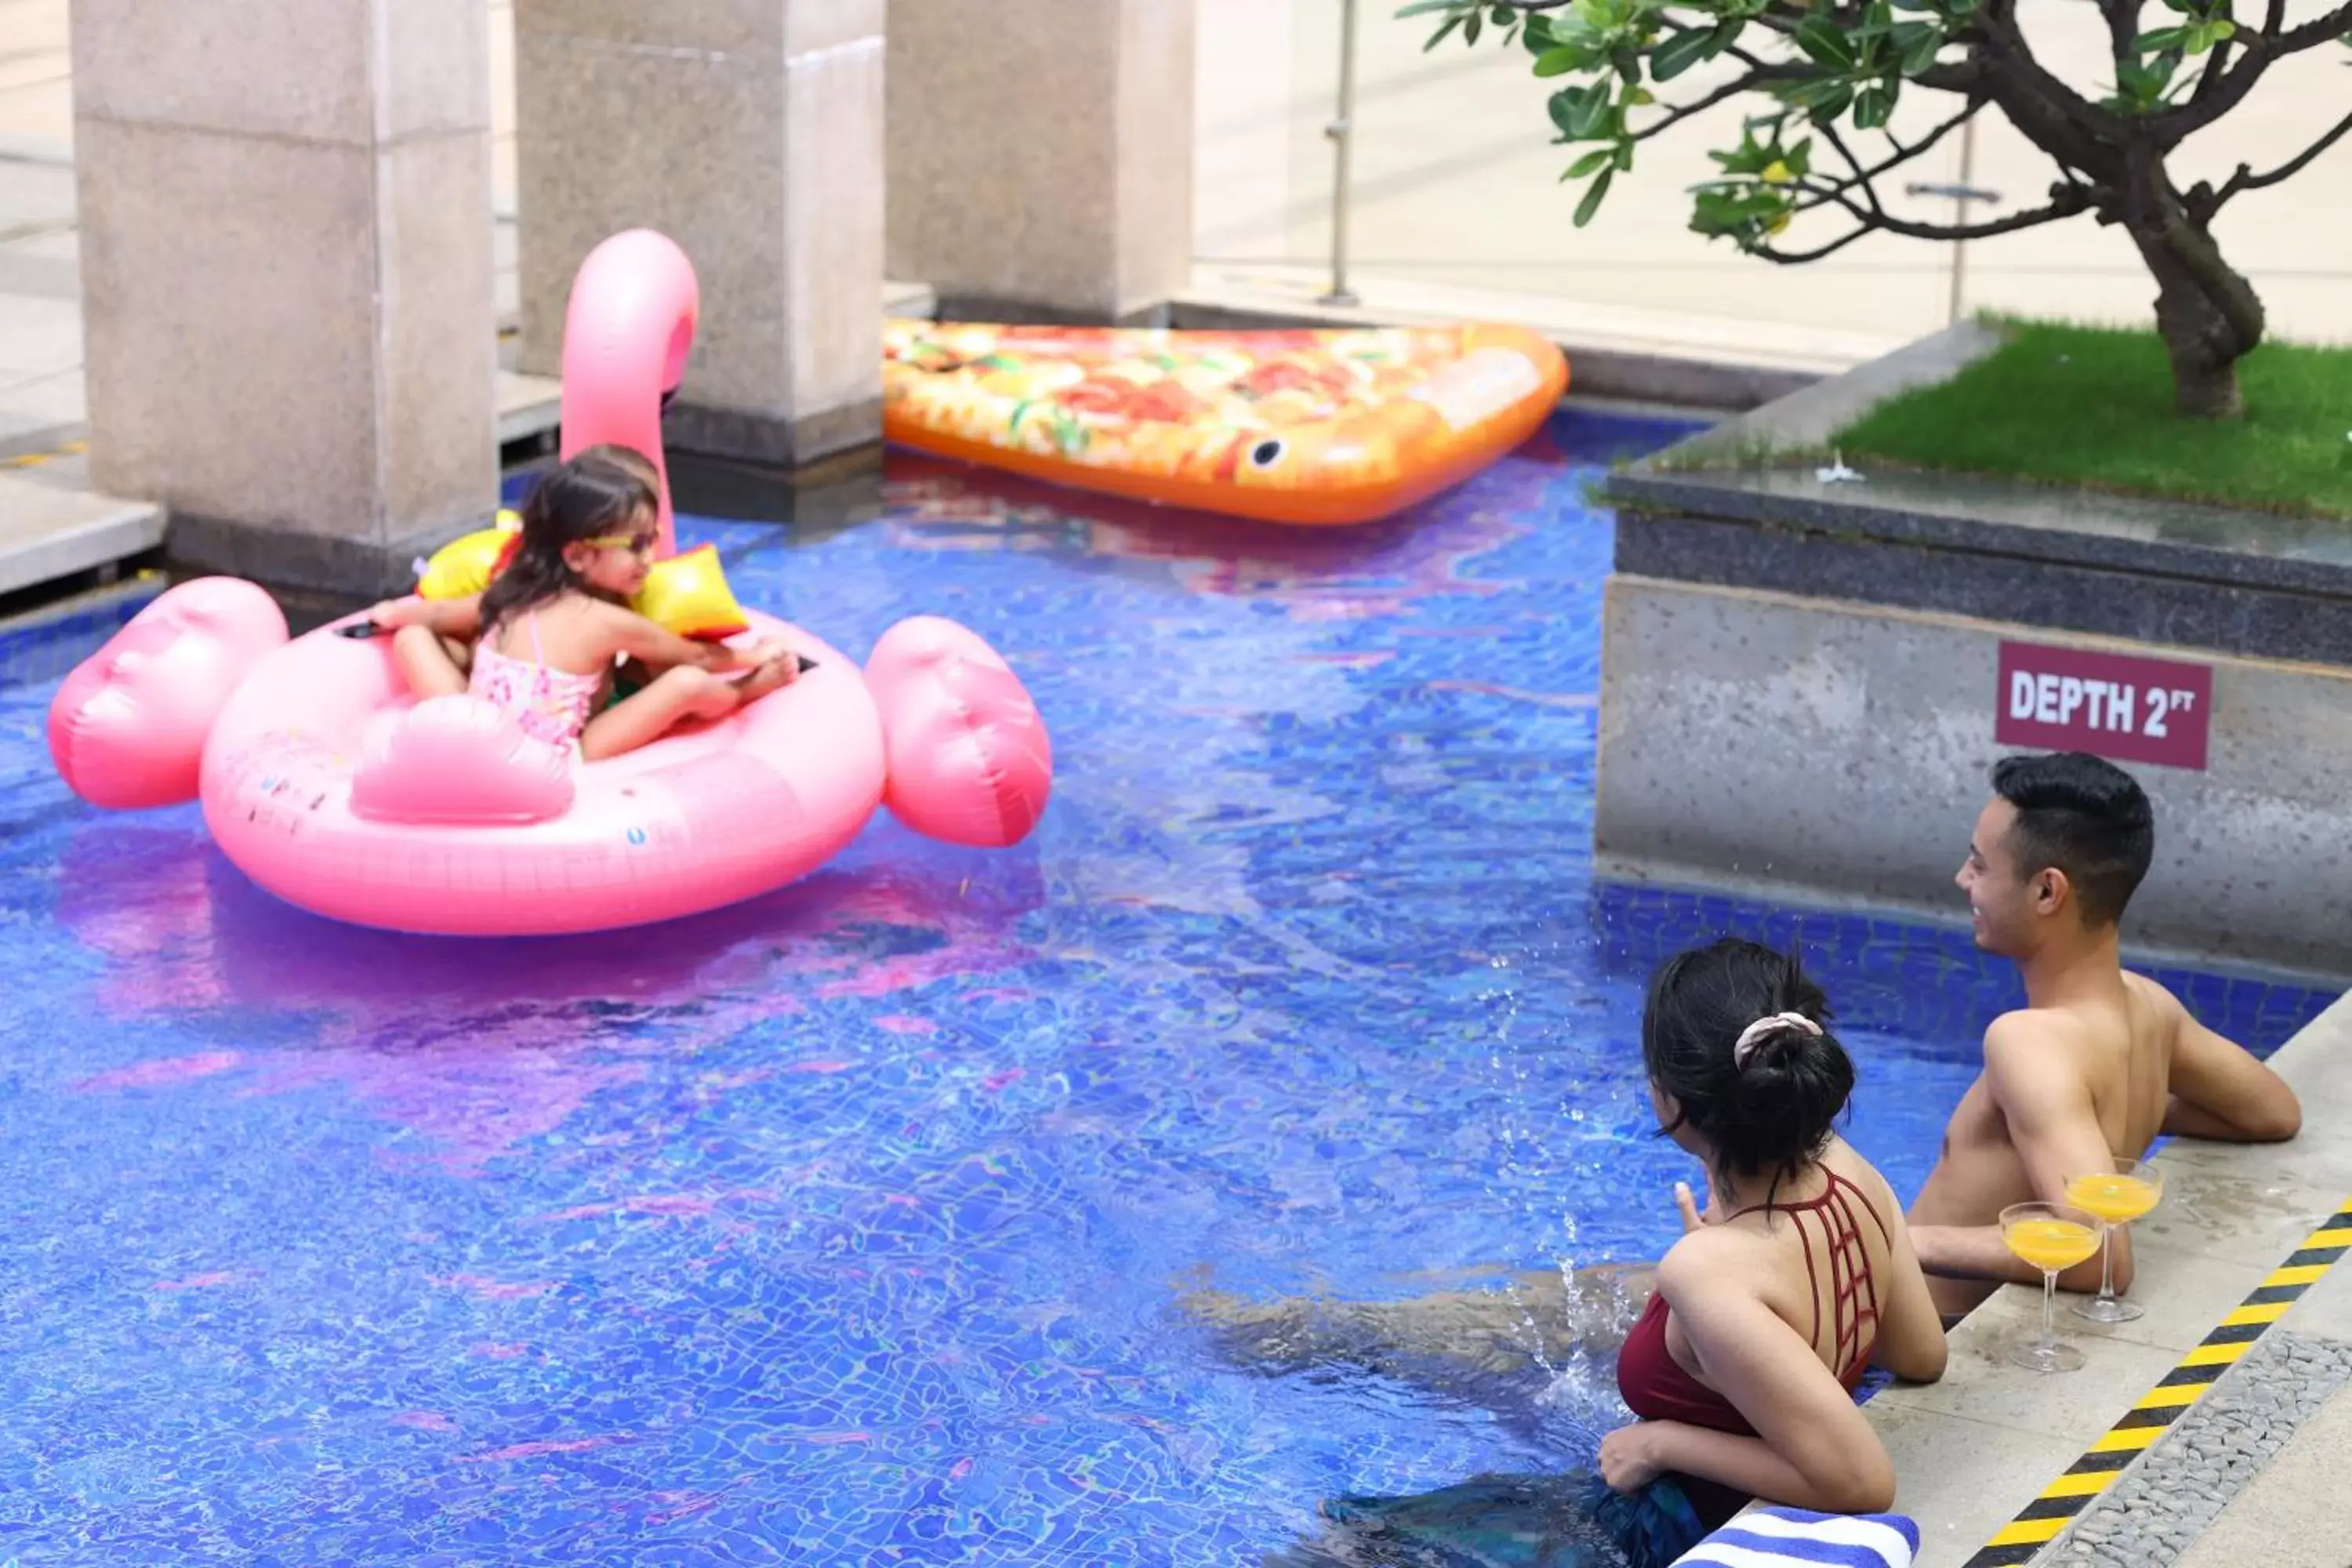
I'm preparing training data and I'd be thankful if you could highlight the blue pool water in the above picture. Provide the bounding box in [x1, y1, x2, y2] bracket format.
[0, 414, 2332, 1566]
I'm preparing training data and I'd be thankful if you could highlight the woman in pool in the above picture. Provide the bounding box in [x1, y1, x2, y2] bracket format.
[1595, 937, 1947, 1529]
[1205, 938, 1947, 1564]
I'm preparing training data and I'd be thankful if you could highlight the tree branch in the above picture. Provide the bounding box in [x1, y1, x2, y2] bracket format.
[1625, 63, 1813, 145]
[2199, 105, 2352, 217]
[2274, 2, 2352, 50]
[2192, 29, 2241, 104]
[2097, 0, 2138, 69]
[1789, 183, 2096, 243]
[1816, 103, 1983, 205]
[1751, 224, 1882, 264]
[2150, 2, 2352, 142]
[1972, 9, 2119, 147]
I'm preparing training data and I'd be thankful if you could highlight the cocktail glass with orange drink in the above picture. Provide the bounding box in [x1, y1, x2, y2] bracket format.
[2066, 1158, 2165, 1324]
[2001, 1200, 2102, 1372]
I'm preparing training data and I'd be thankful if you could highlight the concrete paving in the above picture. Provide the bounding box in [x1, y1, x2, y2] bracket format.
[0, 463, 158, 593]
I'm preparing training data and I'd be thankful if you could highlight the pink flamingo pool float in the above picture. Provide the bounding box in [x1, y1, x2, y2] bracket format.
[48, 230, 1052, 936]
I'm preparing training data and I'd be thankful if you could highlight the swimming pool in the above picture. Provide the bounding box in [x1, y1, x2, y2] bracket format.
[0, 413, 2331, 1566]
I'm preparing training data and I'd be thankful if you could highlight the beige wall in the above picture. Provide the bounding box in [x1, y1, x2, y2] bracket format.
[1198, 1, 2352, 346]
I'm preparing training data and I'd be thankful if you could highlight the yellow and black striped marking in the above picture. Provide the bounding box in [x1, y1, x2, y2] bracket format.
[1962, 1200, 2352, 1568]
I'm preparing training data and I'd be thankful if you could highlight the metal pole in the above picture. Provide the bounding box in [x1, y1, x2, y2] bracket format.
[1948, 114, 1978, 325]
[1320, 0, 1361, 307]
[1905, 117, 1998, 328]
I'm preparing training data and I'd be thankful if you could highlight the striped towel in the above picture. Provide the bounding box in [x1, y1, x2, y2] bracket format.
[1672, 1506, 1918, 1568]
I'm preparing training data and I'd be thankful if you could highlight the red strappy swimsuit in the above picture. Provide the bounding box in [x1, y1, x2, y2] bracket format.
[1617, 1167, 1892, 1433]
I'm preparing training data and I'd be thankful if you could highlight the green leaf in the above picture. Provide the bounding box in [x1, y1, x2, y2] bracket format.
[1548, 87, 1581, 136]
[1533, 46, 1583, 77]
[1574, 168, 1616, 227]
[1795, 78, 1855, 121]
[1794, 15, 1859, 71]
[1892, 20, 1944, 76]
[1422, 13, 1465, 51]
[1781, 75, 1851, 110]
[1565, 147, 1615, 178]
[1465, 10, 1482, 46]
[2136, 24, 2191, 53]
[1393, 0, 1456, 15]
[2184, 17, 2233, 53]
[1854, 80, 1899, 128]
[1563, 79, 1615, 137]
[1652, 27, 1720, 82]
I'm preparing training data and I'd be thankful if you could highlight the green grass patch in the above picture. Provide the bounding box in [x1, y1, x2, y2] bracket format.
[1835, 321, 2352, 519]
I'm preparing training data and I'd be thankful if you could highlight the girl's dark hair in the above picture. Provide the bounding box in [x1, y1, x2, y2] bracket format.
[573, 441, 662, 492]
[479, 453, 657, 631]
[1642, 938, 1854, 1187]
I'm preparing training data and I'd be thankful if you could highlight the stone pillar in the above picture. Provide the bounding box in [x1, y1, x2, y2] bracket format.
[889, 0, 1196, 325]
[514, 0, 885, 470]
[70, 0, 499, 597]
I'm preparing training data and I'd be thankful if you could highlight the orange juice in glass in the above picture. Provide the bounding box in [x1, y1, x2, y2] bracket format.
[2002, 1201, 2101, 1372]
[2065, 1159, 2164, 1324]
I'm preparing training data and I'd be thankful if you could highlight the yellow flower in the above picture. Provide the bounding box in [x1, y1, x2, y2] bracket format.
[1762, 159, 1793, 185]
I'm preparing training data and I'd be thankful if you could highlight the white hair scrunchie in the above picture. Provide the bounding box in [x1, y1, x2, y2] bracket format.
[1732, 1011, 1822, 1071]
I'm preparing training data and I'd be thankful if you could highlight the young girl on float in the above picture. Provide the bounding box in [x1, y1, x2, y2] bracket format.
[368, 448, 799, 760]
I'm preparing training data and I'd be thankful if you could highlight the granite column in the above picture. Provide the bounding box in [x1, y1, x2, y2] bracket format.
[71, 0, 499, 595]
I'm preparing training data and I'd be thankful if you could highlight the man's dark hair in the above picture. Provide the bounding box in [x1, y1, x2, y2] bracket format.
[1990, 752, 2155, 928]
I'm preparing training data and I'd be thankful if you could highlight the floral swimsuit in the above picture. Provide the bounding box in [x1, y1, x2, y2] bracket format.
[467, 609, 606, 748]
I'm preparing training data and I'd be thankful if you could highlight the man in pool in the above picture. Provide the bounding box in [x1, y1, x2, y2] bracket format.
[1905, 750, 2302, 1318]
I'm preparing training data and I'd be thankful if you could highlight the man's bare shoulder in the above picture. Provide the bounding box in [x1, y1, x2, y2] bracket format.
[1982, 1006, 2097, 1059]
[1980, 1008, 2102, 1106]
[2119, 969, 2192, 1030]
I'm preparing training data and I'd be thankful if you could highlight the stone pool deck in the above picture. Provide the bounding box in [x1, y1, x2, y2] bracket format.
[1881, 989, 2352, 1568]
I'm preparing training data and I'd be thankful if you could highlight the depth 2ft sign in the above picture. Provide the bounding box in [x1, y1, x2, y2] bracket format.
[1994, 641, 2213, 772]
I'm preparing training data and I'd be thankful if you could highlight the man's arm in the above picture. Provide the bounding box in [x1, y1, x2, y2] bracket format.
[1911, 1015, 2123, 1294]
[2154, 983, 2300, 1142]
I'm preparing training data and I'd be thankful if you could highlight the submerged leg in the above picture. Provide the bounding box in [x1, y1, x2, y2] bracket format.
[1183, 1261, 1656, 1405]
[1265, 1472, 1625, 1568]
